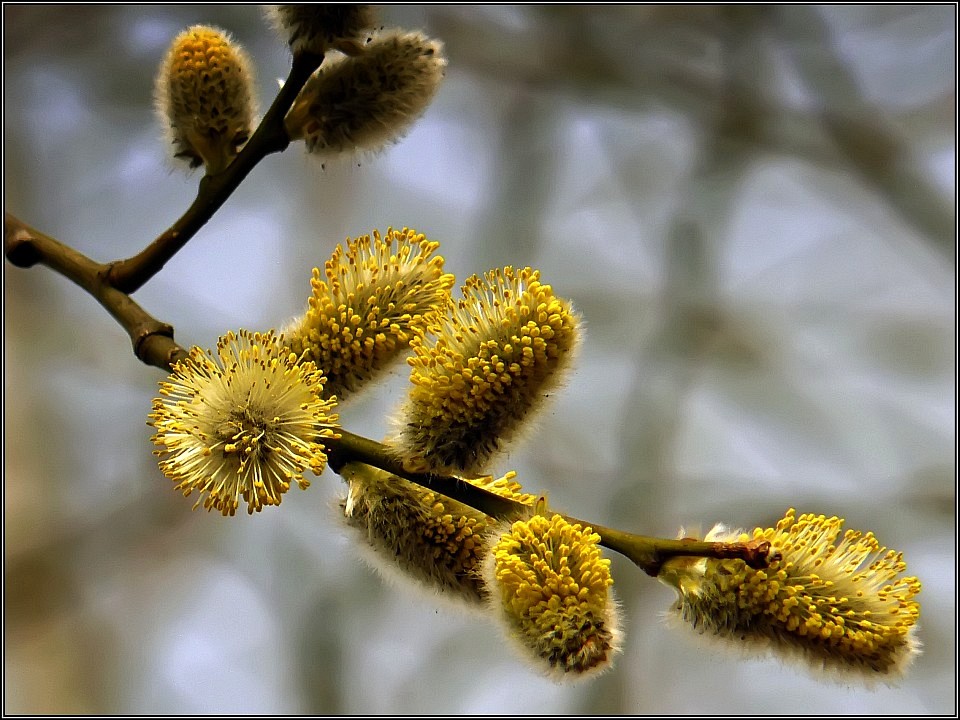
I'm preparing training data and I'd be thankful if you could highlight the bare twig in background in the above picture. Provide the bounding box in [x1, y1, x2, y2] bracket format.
[770, 6, 954, 261]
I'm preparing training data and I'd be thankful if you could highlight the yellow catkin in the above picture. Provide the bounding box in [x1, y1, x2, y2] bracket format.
[486, 514, 621, 677]
[285, 29, 446, 159]
[658, 509, 922, 681]
[154, 25, 257, 174]
[395, 266, 580, 474]
[283, 228, 454, 403]
[148, 330, 339, 516]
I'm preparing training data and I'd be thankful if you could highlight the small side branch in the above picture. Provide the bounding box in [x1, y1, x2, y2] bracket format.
[586, 521, 775, 576]
[106, 51, 325, 293]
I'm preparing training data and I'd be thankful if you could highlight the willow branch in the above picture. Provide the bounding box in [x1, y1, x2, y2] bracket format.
[4, 213, 187, 371]
[326, 430, 526, 520]
[5, 213, 774, 575]
[105, 51, 325, 293]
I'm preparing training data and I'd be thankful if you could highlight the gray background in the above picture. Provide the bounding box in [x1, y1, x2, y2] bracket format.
[4, 5, 955, 714]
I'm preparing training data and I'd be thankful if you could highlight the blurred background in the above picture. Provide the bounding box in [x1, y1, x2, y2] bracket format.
[3, 5, 955, 714]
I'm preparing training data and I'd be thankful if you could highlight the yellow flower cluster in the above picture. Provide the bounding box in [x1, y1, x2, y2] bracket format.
[136, 7, 928, 688]
[149, 330, 339, 515]
[658, 509, 922, 680]
[284, 228, 454, 402]
[340, 462, 535, 604]
[487, 514, 620, 677]
[397, 267, 580, 473]
[154, 25, 257, 174]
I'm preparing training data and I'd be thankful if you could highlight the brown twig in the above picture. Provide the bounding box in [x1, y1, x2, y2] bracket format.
[5, 48, 325, 368]
[105, 51, 325, 293]
[5, 213, 187, 371]
[588, 521, 775, 576]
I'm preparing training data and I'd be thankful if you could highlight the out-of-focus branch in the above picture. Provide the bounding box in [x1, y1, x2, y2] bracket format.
[770, 6, 954, 262]
[105, 51, 325, 293]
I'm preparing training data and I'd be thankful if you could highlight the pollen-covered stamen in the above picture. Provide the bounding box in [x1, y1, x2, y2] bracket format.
[284, 228, 454, 402]
[396, 266, 579, 474]
[658, 509, 922, 681]
[153, 25, 257, 174]
[486, 514, 621, 677]
[149, 330, 339, 516]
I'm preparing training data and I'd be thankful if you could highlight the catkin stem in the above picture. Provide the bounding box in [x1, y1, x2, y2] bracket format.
[326, 430, 774, 574]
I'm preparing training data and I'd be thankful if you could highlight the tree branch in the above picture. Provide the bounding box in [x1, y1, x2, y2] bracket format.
[5, 213, 187, 370]
[105, 51, 325, 293]
[326, 430, 527, 520]
[325, 430, 775, 575]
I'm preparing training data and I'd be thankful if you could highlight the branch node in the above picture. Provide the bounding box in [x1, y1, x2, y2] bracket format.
[134, 324, 180, 370]
[741, 539, 776, 569]
[134, 323, 174, 352]
[4, 222, 41, 267]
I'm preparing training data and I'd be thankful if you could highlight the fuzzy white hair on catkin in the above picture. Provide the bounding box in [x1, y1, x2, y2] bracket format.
[330, 481, 489, 619]
[659, 604, 922, 689]
[284, 29, 446, 164]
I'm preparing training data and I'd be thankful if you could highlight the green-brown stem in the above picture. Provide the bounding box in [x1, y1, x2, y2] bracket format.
[581, 520, 774, 576]
[325, 430, 774, 575]
[327, 430, 529, 521]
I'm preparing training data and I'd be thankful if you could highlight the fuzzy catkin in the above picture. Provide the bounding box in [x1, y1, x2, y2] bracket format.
[285, 29, 446, 159]
[149, 330, 339, 516]
[340, 462, 535, 605]
[658, 510, 922, 681]
[283, 228, 454, 403]
[154, 25, 257, 174]
[394, 267, 580, 474]
[264, 5, 377, 55]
